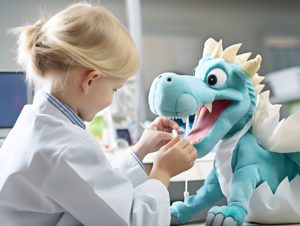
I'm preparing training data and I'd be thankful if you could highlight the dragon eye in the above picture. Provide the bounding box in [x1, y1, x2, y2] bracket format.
[206, 68, 227, 87]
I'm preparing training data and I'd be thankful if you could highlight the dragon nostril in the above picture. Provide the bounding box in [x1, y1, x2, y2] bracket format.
[167, 77, 172, 82]
[158, 75, 162, 78]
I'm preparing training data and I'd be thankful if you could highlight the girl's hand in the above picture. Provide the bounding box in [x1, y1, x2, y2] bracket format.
[133, 117, 180, 160]
[148, 116, 180, 133]
[149, 136, 197, 187]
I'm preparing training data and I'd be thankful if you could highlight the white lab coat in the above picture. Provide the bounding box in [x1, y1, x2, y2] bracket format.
[0, 92, 170, 226]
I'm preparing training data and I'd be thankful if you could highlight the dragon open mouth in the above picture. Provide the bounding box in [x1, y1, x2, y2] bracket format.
[185, 99, 232, 143]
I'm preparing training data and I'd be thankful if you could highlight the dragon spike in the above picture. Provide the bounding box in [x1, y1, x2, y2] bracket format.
[241, 54, 262, 77]
[236, 52, 252, 64]
[252, 74, 265, 86]
[255, 84, 265, 95]
[203, 38, 218, 56]
[211, 40, 223, 59]
[221, 43, 242, 63]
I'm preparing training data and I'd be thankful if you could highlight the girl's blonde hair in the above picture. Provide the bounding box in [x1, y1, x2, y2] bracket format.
[16, 3, 139, 86]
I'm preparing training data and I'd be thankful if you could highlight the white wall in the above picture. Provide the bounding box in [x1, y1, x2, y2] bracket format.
[2, 0, 300, 72]
[140, 0, 300, 118]
[0, 0, 126, 71]
[141, 0, 300, 73]
[1, 0, 300, 119]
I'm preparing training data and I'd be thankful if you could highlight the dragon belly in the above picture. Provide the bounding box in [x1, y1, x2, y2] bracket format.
[246, 175, 300, 224]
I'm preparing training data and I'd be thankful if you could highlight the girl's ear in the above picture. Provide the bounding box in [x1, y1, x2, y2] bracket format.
[81, 70, 102, 94]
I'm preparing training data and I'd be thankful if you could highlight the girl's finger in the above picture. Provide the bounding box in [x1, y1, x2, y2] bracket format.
[179, 139, 191, 149]
[162, 135, 180, 150]
[167, 119, 180, 130]
[158, 118, 179, 133]
[156, 131, 173, 141]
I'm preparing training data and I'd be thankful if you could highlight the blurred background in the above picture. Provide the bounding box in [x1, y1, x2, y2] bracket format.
[1, 0, 300, 145]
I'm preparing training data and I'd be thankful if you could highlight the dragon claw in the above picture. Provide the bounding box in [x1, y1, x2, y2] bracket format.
[223, 217, 238, 226]
[206, 205, 245, 226]
[206, 213, 214, 226]
[206, 212, 238, 226]
[207, 213, 224, 226]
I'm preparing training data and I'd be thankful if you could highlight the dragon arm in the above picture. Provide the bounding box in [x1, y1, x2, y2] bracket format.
[207, 165, 260, 226]
[171, 168, 224, 224]
[228, 164, 260, 214]
[228, 134, 261, 211]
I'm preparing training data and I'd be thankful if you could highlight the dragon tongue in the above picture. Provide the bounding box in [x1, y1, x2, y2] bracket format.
[185, 100, 232, 143]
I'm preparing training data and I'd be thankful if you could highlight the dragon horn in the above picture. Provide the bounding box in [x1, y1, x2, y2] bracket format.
[252, 74, 265, 86]
[203, 38, 218, 56]
[241, 54, 262, 77]
[211, 40, 223, 58]
[255, 84, 265, 95]
[221, 43, 242, 63]
[236, 52, 252, 64]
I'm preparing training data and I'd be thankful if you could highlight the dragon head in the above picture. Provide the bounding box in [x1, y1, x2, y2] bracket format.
[148, 38, 264, 157]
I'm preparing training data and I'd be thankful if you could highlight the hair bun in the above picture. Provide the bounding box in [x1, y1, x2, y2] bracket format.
[21, 19, 45, 52]
[34, 20, 45, 32]
[16, 19, 47, 81]
[32, 20, 45, 44]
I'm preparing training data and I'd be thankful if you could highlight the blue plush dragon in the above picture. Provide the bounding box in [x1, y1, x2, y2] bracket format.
[148, 38, 300, 226]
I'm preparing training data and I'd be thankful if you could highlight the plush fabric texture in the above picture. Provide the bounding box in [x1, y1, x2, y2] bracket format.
[148, 38, 300, 226]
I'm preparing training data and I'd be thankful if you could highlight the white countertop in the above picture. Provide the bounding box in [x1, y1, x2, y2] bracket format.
[106, 149, 215, 182]
[144, 152, 215, 182]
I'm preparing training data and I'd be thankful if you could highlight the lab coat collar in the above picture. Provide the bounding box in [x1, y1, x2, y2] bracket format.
[33, 91, 86, 130]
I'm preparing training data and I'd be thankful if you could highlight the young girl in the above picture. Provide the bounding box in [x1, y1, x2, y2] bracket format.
[0, 3, 197, 226]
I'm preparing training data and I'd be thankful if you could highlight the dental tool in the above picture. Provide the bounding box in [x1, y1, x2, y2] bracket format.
[184, 116, 190, 205]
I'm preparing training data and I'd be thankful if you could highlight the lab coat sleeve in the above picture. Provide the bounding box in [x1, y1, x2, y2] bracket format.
[111, 150, 147, 187]
[42, 146, 170, 226]
[131, 179, 170, 226]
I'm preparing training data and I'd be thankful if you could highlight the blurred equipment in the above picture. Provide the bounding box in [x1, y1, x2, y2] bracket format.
[264, 35, 300, 72]
[265, 67, 300, 104]
[116, 129, 132, 145]
[0, 71, 32, 139]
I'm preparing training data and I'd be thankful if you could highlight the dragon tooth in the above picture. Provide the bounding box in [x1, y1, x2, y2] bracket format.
[181, 117, 187, 123]
[194, 109, 200, 120]
[205, 103, 213, 113]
